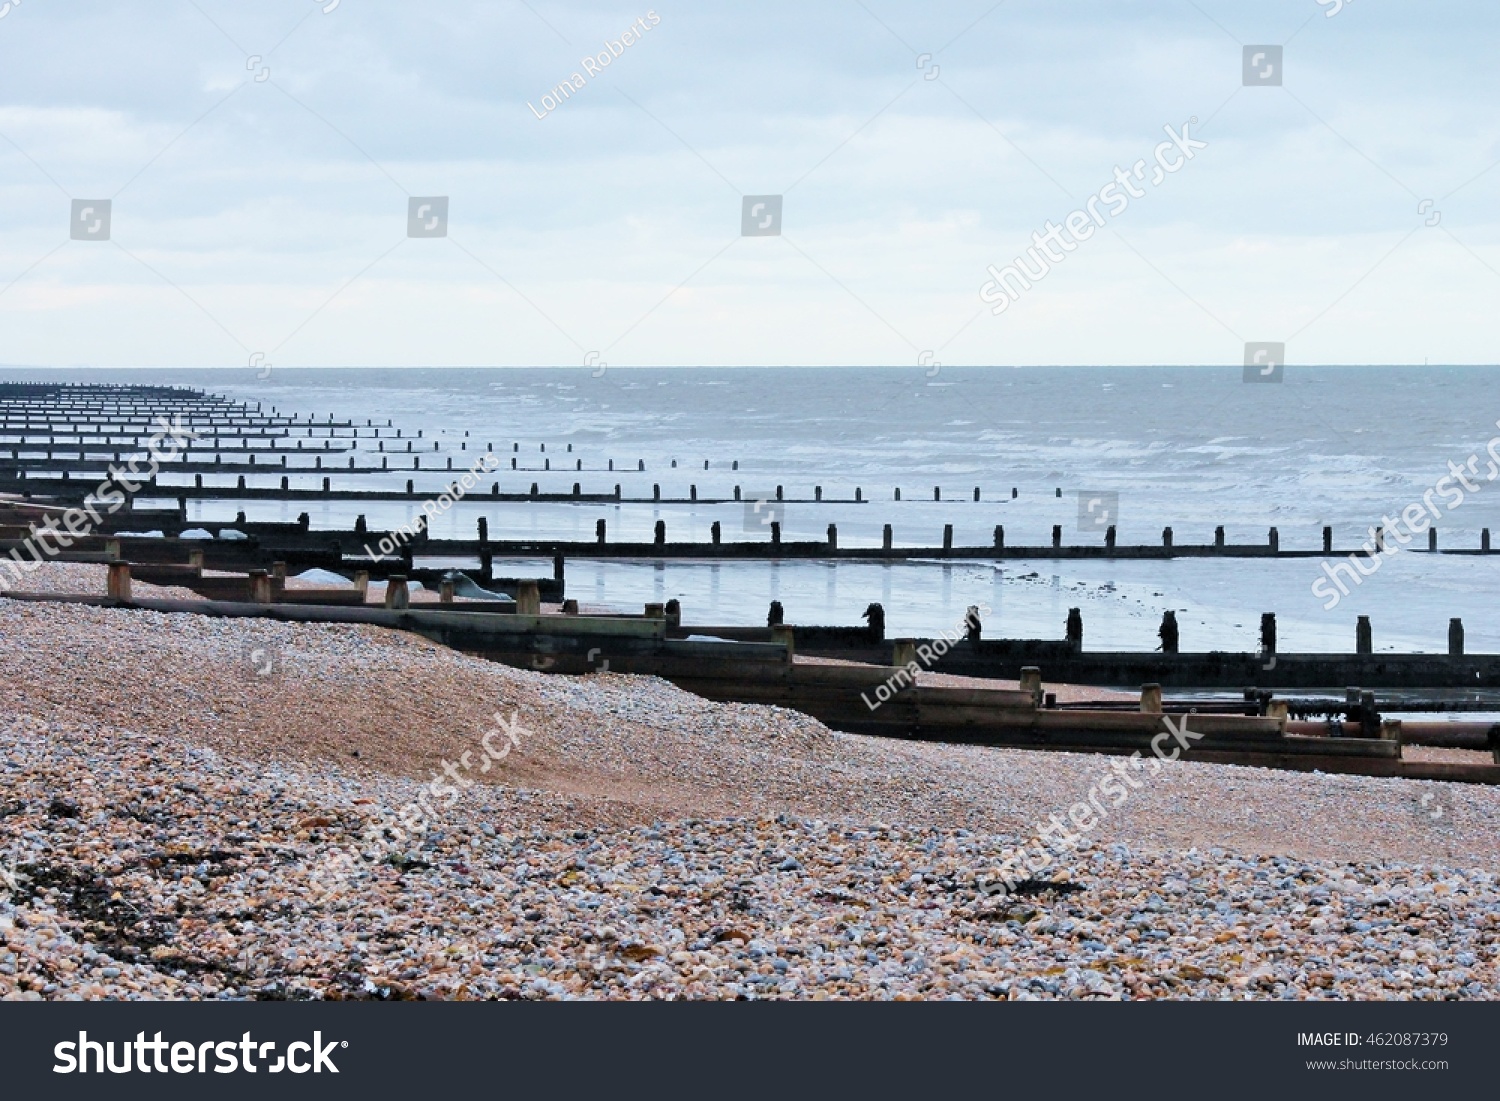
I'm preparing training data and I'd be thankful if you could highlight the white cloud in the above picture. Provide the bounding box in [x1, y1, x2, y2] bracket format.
[0, 0, 1496, 367]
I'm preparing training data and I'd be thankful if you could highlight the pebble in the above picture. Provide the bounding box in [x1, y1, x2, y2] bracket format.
[1, 564, 1498, 1000]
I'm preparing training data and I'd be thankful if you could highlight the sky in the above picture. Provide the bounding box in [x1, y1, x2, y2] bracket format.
[0, 0, 1496, 369]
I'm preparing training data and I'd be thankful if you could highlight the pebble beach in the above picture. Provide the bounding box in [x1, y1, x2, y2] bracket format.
[2, 564, 1498, 1000]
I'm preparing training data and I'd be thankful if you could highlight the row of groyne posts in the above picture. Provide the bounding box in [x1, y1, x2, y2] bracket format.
[97, 555, 559, 615]
[1157, 609, 1468, 658]
[7, 383, 1500, 558]
[83, 561, 1500, 761]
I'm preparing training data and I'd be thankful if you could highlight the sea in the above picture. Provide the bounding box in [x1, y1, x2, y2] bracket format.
[8, 364, 1500, 655]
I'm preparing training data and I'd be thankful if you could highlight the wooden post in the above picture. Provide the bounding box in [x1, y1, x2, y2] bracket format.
[1267, 699, 1289, 724]
[1052, 524, 1062, 548]
[272, 561, 287, 582]
[1163, 526, 1173, 548]
[973, 487, 980, 502]
[711, 521, 721, 545]
[596, 519, 606, 545]
[767, 600, 784, 627]
[354, 570, 369, 596]
[827, 523, 837, 550]
[1159, 610, 1179, 654]
[1450, 618, 1465, 657]
[1019, 666, 1043, 707]
[891, 639, 917, 668]
[106, 561, 132, 600]
[994, 525, 1004, 549]
[942, 524, 953, 552]
[654, 520, 666, 545]
[1268, 527, 1279, 553]
[770, 520, 782, 546]
[516, 580, 540, 616]
[1323, 526, 1333, 553]
[562, 599, 579, 615]
[644, 602, 665, 620]
[106, 538, 122, 561]
[1139, 683, 1163, 714]
[1066, 608, 1083, 650]
[385, 575, 411, 611]
[1379, 719, 1403, 743]
[855, 488, 862, 502]
[1356, 615, 1372, 655]
[1361, 691, 1379, 739]
[883, 524, 893, 551]
[250, 570, 273, 604]
[665, 598, 681, 627]
[1214, 525, 1225, 549]
[965, 605, 982, 643]
[187, 548, 203, 573]
[934, 486, 941, 501]
[440, 578, 455, 604]
[776, 485, 784, 501]
[1260, 612, 1276, 657]
[815, 486, 822, 501]
[1105, 525, 1116, 550]
[770, 623, 795, 661]
[1485, 529, 1492, 552]
[1429, 528, 1438, 551]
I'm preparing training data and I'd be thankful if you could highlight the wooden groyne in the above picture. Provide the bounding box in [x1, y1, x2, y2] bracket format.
[5, 573, 1498, 785]
[673, 605, 1500, 692]
[9, 383, 1500, 562]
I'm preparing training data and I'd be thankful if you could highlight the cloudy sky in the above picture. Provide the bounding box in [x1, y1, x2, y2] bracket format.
[0, 0, 1495, 368]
